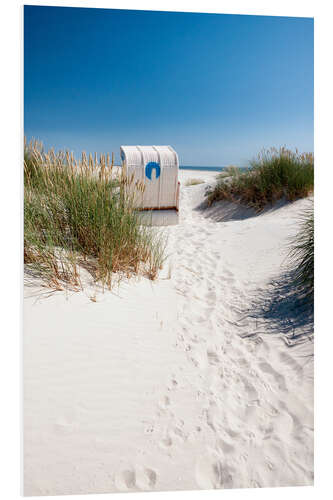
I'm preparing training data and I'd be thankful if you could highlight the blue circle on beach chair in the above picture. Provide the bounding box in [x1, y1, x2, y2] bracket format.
[145, 162, 160, 180]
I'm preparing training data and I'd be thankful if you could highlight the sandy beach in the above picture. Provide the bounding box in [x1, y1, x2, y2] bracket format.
[23, 169, 314, 495]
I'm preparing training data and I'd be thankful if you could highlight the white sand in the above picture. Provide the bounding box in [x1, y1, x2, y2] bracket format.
[23, 170, 313, 495]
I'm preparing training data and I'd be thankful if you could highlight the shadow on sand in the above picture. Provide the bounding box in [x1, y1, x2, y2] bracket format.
[248, 269, 314, 343]
[194, 198, 288, 223]
[193, 196, 313, 343]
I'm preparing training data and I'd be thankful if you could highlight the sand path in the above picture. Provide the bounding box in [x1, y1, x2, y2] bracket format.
[155, 176, 314, 490]
[23, 172, 314, 495]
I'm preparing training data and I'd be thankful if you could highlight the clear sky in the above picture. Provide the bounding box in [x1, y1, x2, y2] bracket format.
[24, 6, 313, 166]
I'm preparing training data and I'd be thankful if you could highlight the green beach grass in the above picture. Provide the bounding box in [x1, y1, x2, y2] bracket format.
[24, 139, 166, 291]
[289, 202, 314, 300]
[207, 147, 314, 211]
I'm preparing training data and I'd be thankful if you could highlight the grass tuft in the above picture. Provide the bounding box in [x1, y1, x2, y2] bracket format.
[185, 178, 204, 186]
[206, 147, 314, 211]
[288, 202, 314, 300]
[24, 138, 166, 291]
[216, 165, 241, 180]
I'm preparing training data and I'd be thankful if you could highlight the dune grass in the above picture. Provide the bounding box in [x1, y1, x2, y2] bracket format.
[185, 178, 204, 186]
[289, 202, 314, 300]
[207, 147, 314, 211]
[24, 139, 166, 291]
[216, 165, 241, 180]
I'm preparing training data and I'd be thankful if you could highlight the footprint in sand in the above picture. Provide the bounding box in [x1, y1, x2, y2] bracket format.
[160, 434, 173, 448]
[205, 402, 221, 432]
[160, 420, 188, 449]
[158, 395, 170, 410]
[114, 469, 136, 491]
[217, 438, 235, 454]
[115, 467, 157, 491]
[207, 349, 220, 366]
[239, 375, 259, 401]
[166, 374, 179, 391]
[135, 466, 157, 490]
[144, 424, 154, 434]
[172, 425, 188, 442]
[195, 454, 234, 489]
[258, 361, 287, 392]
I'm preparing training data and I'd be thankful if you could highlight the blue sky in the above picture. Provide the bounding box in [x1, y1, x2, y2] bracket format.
[24, 6, 313, 166]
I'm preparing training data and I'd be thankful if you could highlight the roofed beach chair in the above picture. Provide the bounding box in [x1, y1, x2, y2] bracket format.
[120, 145, 180, 226]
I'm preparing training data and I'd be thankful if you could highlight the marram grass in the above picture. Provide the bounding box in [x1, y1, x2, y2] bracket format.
[207, 147, 314, 211]
[24, 139, 166, 291]
[185, 178, 204, 186]
[289, 201, 314, 300]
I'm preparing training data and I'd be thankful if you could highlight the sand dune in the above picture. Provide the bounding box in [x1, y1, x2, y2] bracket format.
[23, 170, 313, 495]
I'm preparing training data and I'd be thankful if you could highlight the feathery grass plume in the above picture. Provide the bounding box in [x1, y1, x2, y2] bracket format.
[206, 147, 314, 211]
[24, 138, 166, 291]
[288, 201, 314, 301]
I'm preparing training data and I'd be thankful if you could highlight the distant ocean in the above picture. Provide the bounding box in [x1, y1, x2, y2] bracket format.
[180, 166, 226, 172]
[118, 165, 245, 172]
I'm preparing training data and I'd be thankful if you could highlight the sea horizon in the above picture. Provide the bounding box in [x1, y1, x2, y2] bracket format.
[179, 165, 247, 172]
[180, 166, 225, 172]
[117, 165, 246, 172]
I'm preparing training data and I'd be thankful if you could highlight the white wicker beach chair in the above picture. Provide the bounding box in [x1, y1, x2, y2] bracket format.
[120, 145, 180, 213]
